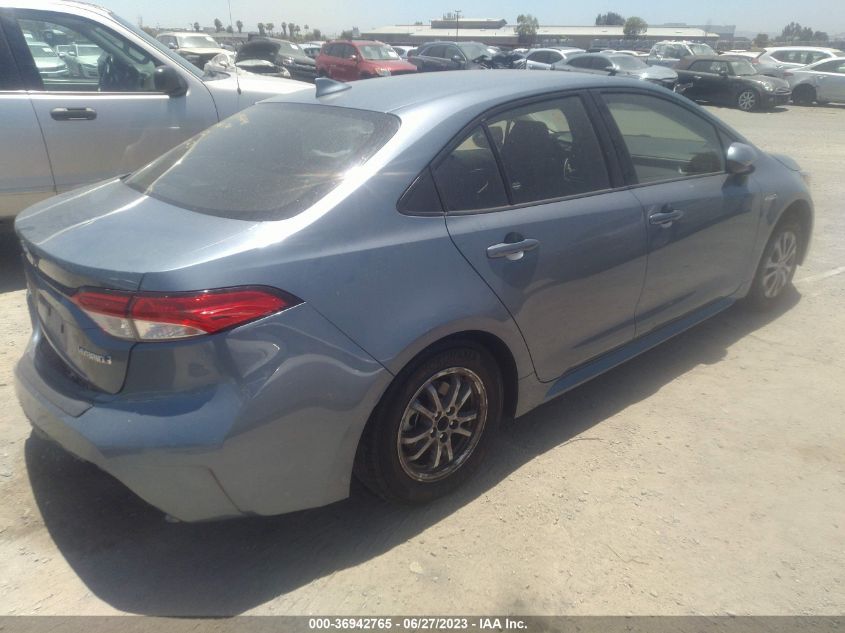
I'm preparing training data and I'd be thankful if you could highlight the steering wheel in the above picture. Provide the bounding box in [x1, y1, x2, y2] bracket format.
[98, 54, 143, 92]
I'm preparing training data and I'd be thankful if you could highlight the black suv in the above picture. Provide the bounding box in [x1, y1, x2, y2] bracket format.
[235, 38, 316, 82]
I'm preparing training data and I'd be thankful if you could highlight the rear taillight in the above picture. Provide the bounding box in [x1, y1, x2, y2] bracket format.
[71, 287, 300, 341]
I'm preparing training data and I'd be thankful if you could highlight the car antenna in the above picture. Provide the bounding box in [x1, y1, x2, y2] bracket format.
[226, 0, 241, 94]
[315, 77, 351, 97]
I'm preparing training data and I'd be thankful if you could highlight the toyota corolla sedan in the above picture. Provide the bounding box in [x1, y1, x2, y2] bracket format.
[15, 72, 813, 522]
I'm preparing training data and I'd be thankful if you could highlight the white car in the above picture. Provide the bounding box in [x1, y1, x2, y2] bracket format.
[758, 46, 844, 73]
[517, 47, 585, 70]
[63, 42, 102, 78]
[0, 0, 308, 221]
[785, 56, 845, 105]
[156, 31, 228, 69]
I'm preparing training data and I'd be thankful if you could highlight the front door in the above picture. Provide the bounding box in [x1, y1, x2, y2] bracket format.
[9, 8, 217, 193]
[811, 59, 845, 102]
[439, 94, 647, 381]
[599, 91, 760, 335]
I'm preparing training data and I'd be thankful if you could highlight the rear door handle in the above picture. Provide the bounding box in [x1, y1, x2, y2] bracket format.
[649, 209, 684, 225]
[487, 238, 539, 261]
[50, 107, 97, 121]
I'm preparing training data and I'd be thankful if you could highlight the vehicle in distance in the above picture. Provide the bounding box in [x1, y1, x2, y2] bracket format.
[647, 40, 717, 67]
[785, 56, 845, 105]
[408, 41, 493, 71]
[156, 31, 228, 69]
[758, 46, 845, 73]
[15, 71, 812, 521]
[552, 52, 678, 89]
[390, 45, 415, 59]
[675, 55, 792, 111]
[516, 47, 585, 70]
[317, 40, 417, 80]
[235, 38, 317, 82]
[0, 0, 308, 221]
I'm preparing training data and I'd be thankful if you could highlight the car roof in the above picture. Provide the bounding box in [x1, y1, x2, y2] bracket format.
[159, 31, 211, 36]
[269, 69, 662, 118]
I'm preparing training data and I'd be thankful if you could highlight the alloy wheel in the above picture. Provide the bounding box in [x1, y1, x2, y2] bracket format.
[762, 230, 798, 298]
[737, 90, 757, 111]
[397, 367, 488, 482]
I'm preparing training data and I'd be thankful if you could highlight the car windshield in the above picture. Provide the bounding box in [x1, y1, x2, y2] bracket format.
[612, 55, 647, 69]
[28, 43, 57, 58]
[458, 42, 489, 60]
[110, 12, 205, 78]
[359, 44, 400, 60]
[690, 43, 716, 56]
[179, 35, 219, 48]
[729, 60, 757, 76]
[76, 44, 102, 56]
[125, 104, 401, 221]
[276, 40, 302, 53]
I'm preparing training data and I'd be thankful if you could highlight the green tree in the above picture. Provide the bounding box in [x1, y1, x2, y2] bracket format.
[340, 29, 354, 39]
[236, 20, 243, 33]
[281, 22, 287, 37]
[265, 22, 274, 35]
[813, 30, 828, 41]
[753, 33, 769, 47]
[311, 28, 322, 41]
[595, 12, 625, 26]
[623, 16, 647, 38]
[516, 14, 539, 46]
[213, 18, 223, 32]
[226, 24, 233, 33]
[192, 21, 200, 32]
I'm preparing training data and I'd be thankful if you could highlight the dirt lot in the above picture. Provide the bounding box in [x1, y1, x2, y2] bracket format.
[0, 104, 843, 617]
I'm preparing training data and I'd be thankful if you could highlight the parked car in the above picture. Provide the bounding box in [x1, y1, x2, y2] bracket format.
[722, 50, 785, 78]
[758, 46, 845, 74]
[785, 56, 845, 105]
[516, 47, 585, 70]
[203, 51, 291, 79]
[155, 31, 227, 69]
[317, 40, 417, 80]
[552, 52, 678, 89]
[647, 40, 717, 67]
[235, 38, 317, 82]
[390, 45, 415, 59]
[60, 42, 102, 78]
[0, 0, 308, 222]
[14, 70, 812, 521]
[301, 44, 322, 59]
[675, 55, 792, 111]
[26, 40, 68, 77]
[409, 41, 492, 71]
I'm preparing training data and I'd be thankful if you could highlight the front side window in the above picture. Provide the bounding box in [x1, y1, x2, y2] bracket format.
[729, 60, 756, 76]
[568, 55, 591, 68]
[126, 104, 401, 221]
[458, 42, 488, 60]
[433, 127, 508, 211]
[16, 11, 160, 91]
[603, 93, 725, 184]
[814, 60, 845, 73]
[487, 96, 610, 204]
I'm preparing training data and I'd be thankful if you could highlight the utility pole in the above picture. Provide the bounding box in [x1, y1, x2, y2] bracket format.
[454, 9, 461, 39]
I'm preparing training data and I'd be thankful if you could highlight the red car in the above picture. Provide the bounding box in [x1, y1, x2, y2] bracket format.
[317, 40, 417, 81]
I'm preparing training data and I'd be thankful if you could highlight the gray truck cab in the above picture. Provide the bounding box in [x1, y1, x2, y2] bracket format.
[0, 1, 308, 222]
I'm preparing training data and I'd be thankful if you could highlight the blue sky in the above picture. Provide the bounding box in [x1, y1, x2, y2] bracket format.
[109, 0, 844, 37]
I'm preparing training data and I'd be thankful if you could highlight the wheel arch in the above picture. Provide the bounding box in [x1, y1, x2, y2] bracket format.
[775, 199, 813, 264]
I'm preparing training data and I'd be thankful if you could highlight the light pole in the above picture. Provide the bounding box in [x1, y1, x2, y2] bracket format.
[454, 9, 462, 40]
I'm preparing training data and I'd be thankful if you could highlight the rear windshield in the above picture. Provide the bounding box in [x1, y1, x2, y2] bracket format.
[126, 103, 400, 221]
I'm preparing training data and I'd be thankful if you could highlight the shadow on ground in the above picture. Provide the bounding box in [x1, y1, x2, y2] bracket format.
[0, 229, 25, 294]
[25, 290, 800, 616]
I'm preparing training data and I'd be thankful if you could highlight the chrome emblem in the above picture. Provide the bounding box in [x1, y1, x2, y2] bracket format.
[77, 346, 112, 365]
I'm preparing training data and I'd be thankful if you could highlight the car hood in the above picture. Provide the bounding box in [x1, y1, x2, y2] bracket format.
[634, 65, 677, 80]
[745, 75, 790, 90]
[14, 179, 260, 290]
[179, 47, 227, 55]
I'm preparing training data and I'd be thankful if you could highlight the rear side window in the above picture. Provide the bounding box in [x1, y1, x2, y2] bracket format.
[603, 93, 724, 184]
[126, 103, 400, 221]
[433, 127, 508, 211]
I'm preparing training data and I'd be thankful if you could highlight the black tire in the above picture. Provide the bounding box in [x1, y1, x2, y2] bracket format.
[736, 88, 759, 112]
[746, 219, 803, 310]
[792, 84, 816, 106]
[354, 344, 503, 504]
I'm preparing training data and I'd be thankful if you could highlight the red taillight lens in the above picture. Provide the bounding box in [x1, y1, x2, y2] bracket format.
[71, 287, 300, 341]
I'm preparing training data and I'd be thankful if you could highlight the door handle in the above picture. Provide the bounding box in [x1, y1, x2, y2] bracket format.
[487, 238, 539, 261]
[649, 209, 684, 225]
[50, 107, 97, 121]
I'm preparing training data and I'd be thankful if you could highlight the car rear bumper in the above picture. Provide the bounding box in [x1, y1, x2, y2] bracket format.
[15, 301, 392, 522]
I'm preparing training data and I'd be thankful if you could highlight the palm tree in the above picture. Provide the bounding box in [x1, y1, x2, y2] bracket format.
[266, 22, 274, 35]
[236, 20, 243, 33]
[281, 22, 287, 37]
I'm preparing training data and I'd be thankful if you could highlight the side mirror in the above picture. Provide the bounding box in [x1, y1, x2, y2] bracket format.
[349, 54, 359, 62]
[719, 68, 729, 78]
[726, 142, 756, 175]
[607, 67, 617, 76]
[451, 54, 464, 65]
[154, 65, 188, 97]
[167, 42, 178, 50]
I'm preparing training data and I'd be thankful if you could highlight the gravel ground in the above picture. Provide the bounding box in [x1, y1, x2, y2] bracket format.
[0, 104, 843, 617]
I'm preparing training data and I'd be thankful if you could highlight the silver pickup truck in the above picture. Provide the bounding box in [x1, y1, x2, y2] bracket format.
[0, 0, 308, 221]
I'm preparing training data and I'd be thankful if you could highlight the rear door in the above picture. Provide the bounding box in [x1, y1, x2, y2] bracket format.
[8, 8, 217, 193]
[597, 91, 759, 334]
[441, 94, 647, 381]
[809, 59, 845, 101]
[0, 12, 55, 219]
